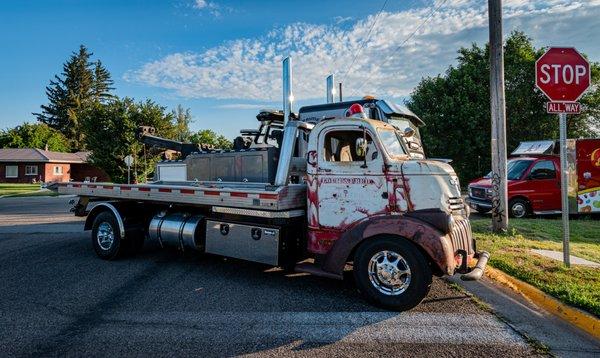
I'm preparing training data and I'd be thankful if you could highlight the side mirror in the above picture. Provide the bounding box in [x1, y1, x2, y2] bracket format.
[355, 137, 367, 157]
[403, 127, 415, 137]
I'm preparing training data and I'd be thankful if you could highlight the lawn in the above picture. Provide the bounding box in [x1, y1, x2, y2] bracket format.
[471, 217, 600, 317]
[0, 183, 57, 197]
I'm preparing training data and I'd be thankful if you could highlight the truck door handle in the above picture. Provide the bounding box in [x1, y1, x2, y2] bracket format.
[381, 192, 388, 199]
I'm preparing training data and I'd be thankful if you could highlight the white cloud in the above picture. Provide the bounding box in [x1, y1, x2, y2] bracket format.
[192, 0, 222, 16]
[126, 0, 600, 102]
[334, 16, 353, 24]
[193, 0, 207, 9]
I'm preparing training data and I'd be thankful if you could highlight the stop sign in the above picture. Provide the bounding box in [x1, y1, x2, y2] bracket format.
[535, 47, 591, 102]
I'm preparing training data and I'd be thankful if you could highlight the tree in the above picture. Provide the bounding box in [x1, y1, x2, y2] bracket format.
[190, 129, 232, 149]
[35, 45, 114, 150]
[0, 123, 71, 152]
[407, 31, 600, 183]
[92, 60, 115, 103]
[172, 104, 193, 142]
[82, 98, 176, 183]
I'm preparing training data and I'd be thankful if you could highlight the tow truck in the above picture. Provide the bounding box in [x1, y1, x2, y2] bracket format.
[53, 58, 488, 311]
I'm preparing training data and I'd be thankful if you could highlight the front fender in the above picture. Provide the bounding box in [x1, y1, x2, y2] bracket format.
[320, 215, 455, 277]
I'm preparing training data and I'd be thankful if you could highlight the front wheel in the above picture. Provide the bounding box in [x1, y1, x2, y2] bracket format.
[353, 237, 432, 311]
[509, 198, 530, 218]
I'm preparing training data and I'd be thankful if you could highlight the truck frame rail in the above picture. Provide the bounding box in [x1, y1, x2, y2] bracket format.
[55, 181, 306, 211]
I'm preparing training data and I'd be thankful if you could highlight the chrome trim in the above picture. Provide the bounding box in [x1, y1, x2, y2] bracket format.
[212, 206, 305, 218]
[367, 250, 412, 296]
[88, 202, 125, 238]
[97, 222, 115, 251]
[274, 121, 300, 186]
[326, 74, 335, 103]
[282, 57, 293, 124]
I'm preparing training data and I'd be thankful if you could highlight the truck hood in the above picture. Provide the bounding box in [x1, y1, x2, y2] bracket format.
[469, 177, 517, 189]
[399, 160, 462, 213]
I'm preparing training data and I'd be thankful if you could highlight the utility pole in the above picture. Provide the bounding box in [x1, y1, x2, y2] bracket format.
[488, 0, 508, 232]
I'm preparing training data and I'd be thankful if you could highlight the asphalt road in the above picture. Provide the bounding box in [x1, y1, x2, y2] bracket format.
[0, 196, 539, 357]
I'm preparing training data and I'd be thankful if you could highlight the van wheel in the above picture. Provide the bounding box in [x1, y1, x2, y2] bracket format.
[91, 211, 125, 260]
[509, 198, 530, 218]
[353, 237, 432, 311]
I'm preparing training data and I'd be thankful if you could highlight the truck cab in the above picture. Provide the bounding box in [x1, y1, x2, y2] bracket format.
[299, 98, 426, 159]
[467, 139, 600, 217]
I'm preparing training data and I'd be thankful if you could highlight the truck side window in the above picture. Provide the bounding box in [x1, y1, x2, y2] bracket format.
[324, 130, 375, 162]
[529, 160, 556, 180]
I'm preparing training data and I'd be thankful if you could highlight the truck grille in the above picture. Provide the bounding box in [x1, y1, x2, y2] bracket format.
[448, 197, 465, 214]
[469, 187, 487, 200]
[450, 219, 474, 255]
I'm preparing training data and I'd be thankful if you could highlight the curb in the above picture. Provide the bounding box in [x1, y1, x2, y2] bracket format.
[485, 266, 599, 340]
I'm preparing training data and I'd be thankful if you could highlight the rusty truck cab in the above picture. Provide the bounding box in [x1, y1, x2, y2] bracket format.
[296, 116, 485, 310]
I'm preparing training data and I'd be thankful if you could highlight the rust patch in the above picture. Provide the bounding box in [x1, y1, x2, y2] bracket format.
[319, 215, 456, 277]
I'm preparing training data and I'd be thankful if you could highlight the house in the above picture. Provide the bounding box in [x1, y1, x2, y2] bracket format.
[0, 148, 109, 183]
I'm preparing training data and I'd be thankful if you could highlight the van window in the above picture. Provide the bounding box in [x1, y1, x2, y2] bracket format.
[323, 130, 376, 162]
[529, 160, 556, 180]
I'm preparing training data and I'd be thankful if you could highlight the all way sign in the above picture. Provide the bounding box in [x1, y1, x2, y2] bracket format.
[546, 102, 581, 114]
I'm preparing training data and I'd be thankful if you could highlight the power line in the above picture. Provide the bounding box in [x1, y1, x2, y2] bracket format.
[338, 0, 389, 84]
[351, 0, 449, 97]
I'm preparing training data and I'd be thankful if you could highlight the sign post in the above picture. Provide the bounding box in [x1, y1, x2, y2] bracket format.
[558, 112, 570, 266]
[535, 47, 591, 268]
[124, 155, 134, 184]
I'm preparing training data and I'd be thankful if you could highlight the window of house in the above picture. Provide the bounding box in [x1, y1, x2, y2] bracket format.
[529, 160, 556, 180]
[25, 165, 38, 176]
[5, 165, 18, 178]
[53, 166, 64, 175]
[323, 130, 377, 162]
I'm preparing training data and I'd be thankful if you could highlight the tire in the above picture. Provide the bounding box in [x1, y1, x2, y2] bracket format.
[353, 236, 432, 311]
[91, 211, 126, 260]
[509, 198, 530, 218]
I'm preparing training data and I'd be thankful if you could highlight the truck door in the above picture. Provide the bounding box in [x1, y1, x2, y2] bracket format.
[314, 127, 387, 229]
[526, 159, 561, 211]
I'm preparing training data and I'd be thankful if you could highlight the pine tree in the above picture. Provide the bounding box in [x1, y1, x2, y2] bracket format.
[34, 45, 114, 150]
[92, 60, 114, 102]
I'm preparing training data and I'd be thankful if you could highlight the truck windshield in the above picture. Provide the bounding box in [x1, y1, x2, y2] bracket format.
[377, 129, 407, 157]
[386, 116, 424, 158]
[484, 159, 533, 180]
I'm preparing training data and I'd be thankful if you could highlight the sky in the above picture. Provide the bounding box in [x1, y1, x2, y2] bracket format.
[1, 0, 599, 139]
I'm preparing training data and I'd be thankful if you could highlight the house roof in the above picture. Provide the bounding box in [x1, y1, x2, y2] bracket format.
[0, 148, 90, 163]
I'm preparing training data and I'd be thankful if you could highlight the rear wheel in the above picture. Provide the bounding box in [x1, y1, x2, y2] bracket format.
[92, 211, 126, 260]
[509, 198, 530, 218]
[353, 237, 432, 311]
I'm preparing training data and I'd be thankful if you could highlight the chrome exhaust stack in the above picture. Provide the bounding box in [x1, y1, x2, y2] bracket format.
[282, 57, 294, 125]
[326, 74, 335, 103]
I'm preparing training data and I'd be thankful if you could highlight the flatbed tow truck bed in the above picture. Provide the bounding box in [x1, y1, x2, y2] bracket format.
[55, 181, 306, 212]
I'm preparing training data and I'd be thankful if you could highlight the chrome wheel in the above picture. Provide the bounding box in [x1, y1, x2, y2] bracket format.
[97, 222, 115, 251]
[367, 250, 412, 296]
[511, 202, 527, 218]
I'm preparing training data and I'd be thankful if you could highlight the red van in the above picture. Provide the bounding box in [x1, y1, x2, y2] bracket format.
[466, 139, 600, 218]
